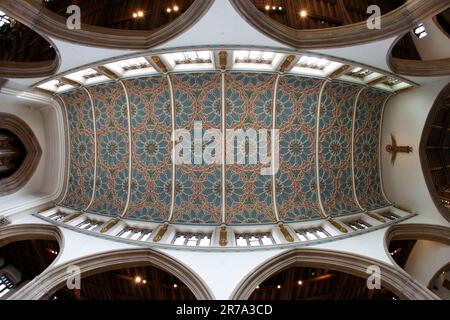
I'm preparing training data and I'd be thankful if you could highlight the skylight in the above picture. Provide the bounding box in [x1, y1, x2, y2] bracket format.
[233, 50, 284, 71]
[37, 80, 74, 93]
[234, 50, 276, 64]
[291, 55, 343, 77]
[104, 57, 156, 78]
[162, 51, 214, 71]
[347, 67, 372, 79]
[166, 51, 212, 64]
[296, 56, 331, 70]
[65, 68, 110, 86]
[374, 77, 412, 92]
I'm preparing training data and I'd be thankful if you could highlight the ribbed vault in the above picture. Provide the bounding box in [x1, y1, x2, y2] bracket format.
[58, 72, 390, 225]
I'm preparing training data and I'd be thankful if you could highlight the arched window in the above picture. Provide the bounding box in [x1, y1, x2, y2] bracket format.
[0, 113, 42, 196]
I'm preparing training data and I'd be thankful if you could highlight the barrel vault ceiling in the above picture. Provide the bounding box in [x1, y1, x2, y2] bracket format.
[59, 71, 390, 225]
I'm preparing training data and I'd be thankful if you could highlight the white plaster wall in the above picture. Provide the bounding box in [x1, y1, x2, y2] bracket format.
[381, 79, 450, 226]
[0, 92, 65, 217]
[411, 17, 450, 61]
[404, 240, 450, 287]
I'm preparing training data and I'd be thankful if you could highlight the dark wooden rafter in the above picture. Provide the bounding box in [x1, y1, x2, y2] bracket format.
[420, 83, 450, 221]
[0, 239, 59, 284]
[0, 0, 214, 50]
[230, 0, 450, 49]
[51, 265, 196, 300]
[248, 266, 398, 300]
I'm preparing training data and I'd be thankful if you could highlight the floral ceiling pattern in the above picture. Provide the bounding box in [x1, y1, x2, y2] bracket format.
[59, 72, 390, 225]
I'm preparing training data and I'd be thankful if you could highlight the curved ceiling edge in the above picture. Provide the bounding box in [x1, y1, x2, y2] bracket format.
[0, 59, 60, 79]
[0, 16, 60, 78]
[387, 33, 450, 77]
[419, 83, 450, 222]
[229, 0, 450, 49]
[31, 45, 418, 94]
[0, 0, 213, 50]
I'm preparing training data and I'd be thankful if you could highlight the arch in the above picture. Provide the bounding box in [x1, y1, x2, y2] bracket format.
[0, 10, 60, 78]
[8, 248, 214, 300]
[384, 223, 450, 267]
[230, 0, 449, 49]
[384, 223, 450, 245]
[419, 83, 450, 222]
[230, 248, 438, 300]
[0, 0, 213, 50]
[0, 223, 64, 283]
[0, 113, 42, 195]
[388, 33, 450, 76]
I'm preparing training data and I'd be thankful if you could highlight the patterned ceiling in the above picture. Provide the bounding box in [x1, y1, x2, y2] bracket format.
[59, 72, 390, 225]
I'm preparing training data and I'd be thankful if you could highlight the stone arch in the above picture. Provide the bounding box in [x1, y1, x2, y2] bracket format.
[230, 248, 438, 300]
[0, 113, 42, 195]
[0, 0, 213, 50]
[0, 223, 64, 289]
[8, 248, 215, 300]
[230, 0, 448, 49]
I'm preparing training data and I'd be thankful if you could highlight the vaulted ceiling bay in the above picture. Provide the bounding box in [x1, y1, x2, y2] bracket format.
[57, 72, 390, 225]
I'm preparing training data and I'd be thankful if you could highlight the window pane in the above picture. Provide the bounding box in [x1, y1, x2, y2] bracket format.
[199, 236, 210, 247]
[296, 233, 308, 242]
[236, 237, 247, 247]
[120, 230, 132, 238]
[130, 231, 142, 240]
[316, 230, 328, 239]
[261, 236, 273, 245]
[140, 232, 152, 242]
[174, 236, 186, 246]
[305, 231, 318, 240]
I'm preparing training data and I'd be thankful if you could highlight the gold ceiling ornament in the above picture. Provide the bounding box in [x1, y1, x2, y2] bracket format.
[153, 223, 169, 242]
[37, 204, 56, 214]
[386, 134, 412, 165]
[62, 211, 83, 223]
[151, 56, 168, 73]
[95, 66, 119, 81]
[327, 217, 348, 233]
[393, 204, 413, 214]
[100, 219, 119, 233]
[60, 76, 81, 87]
[278, 55, 295, 73]
[219, 225, 228, 246]
[366, 212, 386, 223]
[278, 223, 294, 242]
[219, 51, 227, 70]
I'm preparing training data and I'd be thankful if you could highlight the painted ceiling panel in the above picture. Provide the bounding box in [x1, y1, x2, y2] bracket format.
[354, 88, 391, 210]
[225, 73, 277, 224]
[122, 77, 171, 222]
[58, 71, 391, 225]
[86, 82, 129, 217]
[171, 73, 222, 224]
[60, 89, 95, 210]
[276, 76, 324, 222]
[319, 81, 362, 217]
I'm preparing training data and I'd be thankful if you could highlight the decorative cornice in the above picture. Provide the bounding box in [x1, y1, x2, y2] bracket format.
[0, 0, 213, 50]
[229, 0, 450, 49]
